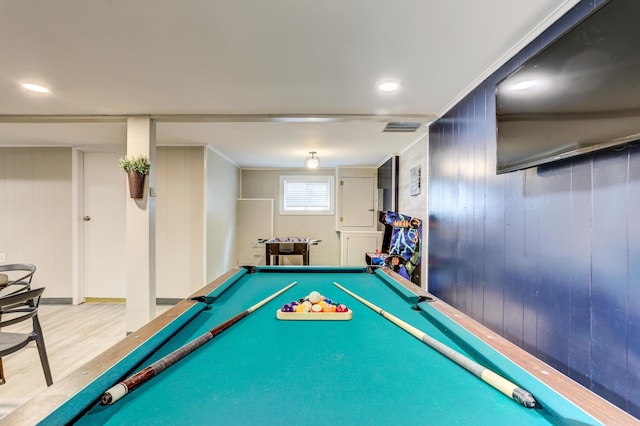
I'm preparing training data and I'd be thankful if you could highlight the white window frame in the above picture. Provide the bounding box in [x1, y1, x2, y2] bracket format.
[279, 175, 335, 215]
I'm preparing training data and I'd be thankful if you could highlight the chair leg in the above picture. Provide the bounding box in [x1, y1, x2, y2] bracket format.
[33, 317, 53, 386]
[0, 358, 5, 385]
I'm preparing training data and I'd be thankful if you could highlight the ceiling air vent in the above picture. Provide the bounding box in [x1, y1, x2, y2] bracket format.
[382, 122, 422, 132]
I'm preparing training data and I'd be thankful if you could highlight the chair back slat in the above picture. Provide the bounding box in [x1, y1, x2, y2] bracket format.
[0, 308, 38, 328]
[0, 287, 44, 309]
[0, 288, 44, 328]
[0, 264, 37, 298]
[0, 263, 36, 285]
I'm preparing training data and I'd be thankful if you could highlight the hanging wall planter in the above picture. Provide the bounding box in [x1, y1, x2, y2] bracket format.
[127, 170, 146, 199]
[118, 155, 151, 199]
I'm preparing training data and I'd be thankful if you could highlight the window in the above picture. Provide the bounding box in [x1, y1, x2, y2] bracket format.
[279, 175, 335, 215]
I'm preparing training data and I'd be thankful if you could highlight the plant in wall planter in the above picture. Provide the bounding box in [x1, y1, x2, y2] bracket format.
[118, 155, 151, 199]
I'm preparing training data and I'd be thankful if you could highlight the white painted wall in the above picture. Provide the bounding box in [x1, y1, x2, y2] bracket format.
[156, 147, 206, 298]
[0, 148, 73, 298]
[205, 147, 240, 283]
[397, 134, 429, 288]
[0, 145, 241, 301]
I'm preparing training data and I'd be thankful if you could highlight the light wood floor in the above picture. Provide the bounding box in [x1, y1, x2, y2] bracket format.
[0, 302, 172, 419]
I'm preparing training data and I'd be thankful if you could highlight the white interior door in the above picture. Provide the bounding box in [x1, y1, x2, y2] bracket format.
[83, 151, 127, 298]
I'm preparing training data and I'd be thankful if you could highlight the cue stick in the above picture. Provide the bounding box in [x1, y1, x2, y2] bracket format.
[333, 282, 537, 408]
[101, 281, 297, 405]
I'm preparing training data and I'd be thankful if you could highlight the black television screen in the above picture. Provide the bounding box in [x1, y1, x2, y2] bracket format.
[495, 0, 640, 174]
[377, 156, 398, 212]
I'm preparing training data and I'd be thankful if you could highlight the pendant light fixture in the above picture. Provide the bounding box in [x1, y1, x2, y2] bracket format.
[305, 152, 320, 169]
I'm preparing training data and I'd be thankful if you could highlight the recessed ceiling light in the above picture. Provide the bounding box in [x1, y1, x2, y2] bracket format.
[378, 81, 400, 92]
[22, 83, 50, 93]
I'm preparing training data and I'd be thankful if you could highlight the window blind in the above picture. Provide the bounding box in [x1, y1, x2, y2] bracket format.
[283, 180, 330, 211]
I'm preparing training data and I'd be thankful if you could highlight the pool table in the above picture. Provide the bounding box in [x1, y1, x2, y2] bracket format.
[4, 267, 638, 425]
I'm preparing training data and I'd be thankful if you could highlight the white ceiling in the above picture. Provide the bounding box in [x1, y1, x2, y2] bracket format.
[0, 0, 579, 168]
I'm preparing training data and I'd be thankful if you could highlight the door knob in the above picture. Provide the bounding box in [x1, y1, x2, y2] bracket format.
[83, 216, 91, 221]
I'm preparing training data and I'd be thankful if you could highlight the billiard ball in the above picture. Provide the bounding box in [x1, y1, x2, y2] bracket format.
[323, 304, 337, 312]
[336, 304, 348, 312]
[308, 291, 322, 303]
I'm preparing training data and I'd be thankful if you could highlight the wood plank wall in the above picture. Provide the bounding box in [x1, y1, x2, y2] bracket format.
[427, 0, 640, 417]
[0, 148, 73, 298]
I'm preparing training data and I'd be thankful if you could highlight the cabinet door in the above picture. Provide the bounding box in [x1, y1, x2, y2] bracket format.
[342, 233, 381, 266]
[340, 176, 375, 227]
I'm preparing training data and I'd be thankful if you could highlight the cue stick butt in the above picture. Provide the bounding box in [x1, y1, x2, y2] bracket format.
[102, 383, 127, 405]
[481, 369, 537, 408]
[513, 387, 537, 408]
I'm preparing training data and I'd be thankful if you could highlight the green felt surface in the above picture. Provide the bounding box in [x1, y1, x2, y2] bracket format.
[68, 269, 596, 425]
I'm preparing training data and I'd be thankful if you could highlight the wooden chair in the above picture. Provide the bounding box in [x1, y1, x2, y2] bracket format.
[0, 264, 36, 297]
[0, 287, 52, 386]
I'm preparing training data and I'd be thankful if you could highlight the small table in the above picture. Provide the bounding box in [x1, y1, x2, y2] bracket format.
[265, 237, 314, 265]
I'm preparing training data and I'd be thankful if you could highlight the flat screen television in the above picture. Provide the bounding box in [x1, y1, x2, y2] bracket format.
[495, 0, 640, 174]
[377, 155, 398, 212]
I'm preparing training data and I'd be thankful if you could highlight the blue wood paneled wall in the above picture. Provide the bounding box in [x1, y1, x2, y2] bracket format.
[428, 0, 640, 416]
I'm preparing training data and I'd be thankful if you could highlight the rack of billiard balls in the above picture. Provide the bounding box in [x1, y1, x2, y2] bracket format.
[276, 290, 352, 320]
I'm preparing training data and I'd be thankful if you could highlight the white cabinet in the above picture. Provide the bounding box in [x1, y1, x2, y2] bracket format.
[339, 176, 375, 228]
[337, 168, 381, 266]
[336, 168, 377, 232]
[340, 231, 383, 266]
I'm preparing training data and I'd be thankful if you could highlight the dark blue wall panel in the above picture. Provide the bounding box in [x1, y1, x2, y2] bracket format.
[427, 0, 640, 416]
[471, 91, 487, 322]
[522, 167, 541, 357]
[591, 150, 629, 408]
[568, 157, 593, 389]
[628, 148, 640, 415]
[535, 164, 573, 371]
[503, 149, 525, 347]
